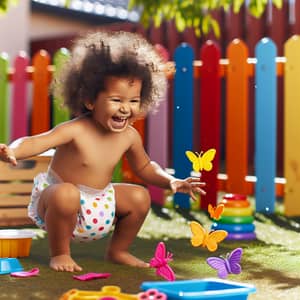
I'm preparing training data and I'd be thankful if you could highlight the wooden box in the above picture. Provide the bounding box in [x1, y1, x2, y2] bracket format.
[0, 154, 51, 226]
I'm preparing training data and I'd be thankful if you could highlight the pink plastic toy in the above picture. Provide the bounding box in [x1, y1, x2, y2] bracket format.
[149, 242, 175, 281]
[73, 272, 111, 281]
[10, 267, 39, 278]
[138, 289, 167, 300]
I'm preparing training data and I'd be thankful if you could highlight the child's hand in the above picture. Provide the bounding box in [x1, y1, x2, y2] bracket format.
[0, 144, 17, 166]
[169, 177, 206, 201]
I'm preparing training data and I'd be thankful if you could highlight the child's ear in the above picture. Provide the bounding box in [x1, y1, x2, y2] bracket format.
[84, 101, 94, 111]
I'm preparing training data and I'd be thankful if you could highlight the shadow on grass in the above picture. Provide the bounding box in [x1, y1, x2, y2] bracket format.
[244, 258, 300, 289]
[151, 203, 206, 224]
[255, 213, 300, 233]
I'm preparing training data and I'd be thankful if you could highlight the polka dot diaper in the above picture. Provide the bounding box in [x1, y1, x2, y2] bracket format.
[73, 183, 115, 242]
[28, 170, 115, 243]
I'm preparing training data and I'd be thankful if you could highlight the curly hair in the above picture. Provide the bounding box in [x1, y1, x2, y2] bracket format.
[52, 30, 168, 115]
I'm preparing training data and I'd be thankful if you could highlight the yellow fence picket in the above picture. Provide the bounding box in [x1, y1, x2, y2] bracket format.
[284, 35, 300, 216]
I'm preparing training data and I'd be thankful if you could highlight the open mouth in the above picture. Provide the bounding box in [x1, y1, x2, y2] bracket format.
[111, 116, 129, 130]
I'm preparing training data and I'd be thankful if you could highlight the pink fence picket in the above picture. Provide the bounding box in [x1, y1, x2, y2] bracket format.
[11, 52, 29, 141]
[147, 44, 170, 205]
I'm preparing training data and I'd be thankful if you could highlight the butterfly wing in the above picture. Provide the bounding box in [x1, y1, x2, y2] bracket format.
[208, 203, 224, 220]
[190, 221, 205, 247]
[156, 264, 176, 281]
[201, 148, 216, 171]
[213, 204, 224, 220]
[206, 230, 228, 252]
[149, 242, 165, 268]
[207, 257, 228, 279]
[185, 151, 200, 172]
[208, 204, 214, 219]
[228, 247, 243, 275]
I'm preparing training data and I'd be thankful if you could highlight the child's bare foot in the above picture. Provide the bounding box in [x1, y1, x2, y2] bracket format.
[50, 254, 82, 272]
[106, 250, 149, 268]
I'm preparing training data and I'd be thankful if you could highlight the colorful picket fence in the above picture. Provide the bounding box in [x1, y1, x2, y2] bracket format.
[1, 36, 300, 216]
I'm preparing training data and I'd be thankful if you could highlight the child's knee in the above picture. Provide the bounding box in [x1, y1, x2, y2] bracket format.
[131, 186, 151, 213]
[48, 183, 80, 215]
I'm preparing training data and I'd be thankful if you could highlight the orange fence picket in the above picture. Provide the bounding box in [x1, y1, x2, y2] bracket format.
[225, 39, 249, 195]
[31, 50, 51, 135]
[121, 118, 145, 184]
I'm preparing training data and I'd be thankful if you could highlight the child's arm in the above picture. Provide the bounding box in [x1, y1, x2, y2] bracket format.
[0, 121, 75, 165]
[137, 160, 206, 201]
[126, 127, 206, 200]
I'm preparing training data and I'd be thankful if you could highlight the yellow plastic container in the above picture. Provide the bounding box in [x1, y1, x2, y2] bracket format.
[0, 230, 36, 258]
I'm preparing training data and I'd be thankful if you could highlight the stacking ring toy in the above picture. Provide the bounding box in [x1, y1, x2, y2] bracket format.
[223, 194, 247, 201]
[220, 199, 250, 208]
[226, 232, 256, 240]
[222, 206, 253, 217]
[211, 222, 255, 233]
[218, 215, 254, 224]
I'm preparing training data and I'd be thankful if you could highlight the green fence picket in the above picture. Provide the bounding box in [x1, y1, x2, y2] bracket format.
[52, 48, 71, 126]
[0, 53, 9, 143]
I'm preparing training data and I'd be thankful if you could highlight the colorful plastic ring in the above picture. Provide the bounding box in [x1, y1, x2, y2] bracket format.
[220, 199, 250, 208]
[211, 222, 255, 233]
[222, 206, 253, 217]
[226, 232, 256, 240]
[138, 289, 167, 300]
[218, 215, 254, 224]
[223, 194, 247, 201]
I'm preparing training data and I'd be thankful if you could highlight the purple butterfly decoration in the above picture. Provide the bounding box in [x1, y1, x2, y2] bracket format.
[149, 242, 176, 281]
[206, 247, 243, 279]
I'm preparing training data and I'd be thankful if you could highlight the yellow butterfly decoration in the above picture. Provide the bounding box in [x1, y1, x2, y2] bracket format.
[185, 148, 216, 172]
[208, 203, 224, 220]
[190, 221, 227, 252]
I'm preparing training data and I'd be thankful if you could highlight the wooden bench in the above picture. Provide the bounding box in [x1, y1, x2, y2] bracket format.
[0, 152, 52, 226]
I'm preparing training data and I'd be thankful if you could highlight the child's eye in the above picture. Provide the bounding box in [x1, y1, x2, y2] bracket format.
[111, 98, 121, 102]
[130, 99, 140, 103]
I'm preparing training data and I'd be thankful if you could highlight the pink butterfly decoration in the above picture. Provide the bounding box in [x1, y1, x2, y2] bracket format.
[149, 242, 176, 281]
[206, 247, 243, 279]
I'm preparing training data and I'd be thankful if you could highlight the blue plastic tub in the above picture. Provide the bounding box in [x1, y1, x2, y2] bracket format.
[141, 278, 256, 300]
[0, 258, 23, 275]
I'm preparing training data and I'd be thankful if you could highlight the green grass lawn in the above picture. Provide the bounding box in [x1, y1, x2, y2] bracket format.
[1, 205, 300, 300]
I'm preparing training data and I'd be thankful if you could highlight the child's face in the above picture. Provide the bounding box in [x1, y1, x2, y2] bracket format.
[88, 76, 142, 132]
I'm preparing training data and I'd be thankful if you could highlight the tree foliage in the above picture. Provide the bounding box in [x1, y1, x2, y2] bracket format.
[0, 0, 283, 37]
[128, 0, 283, 37]
[0, 0, 18, 15]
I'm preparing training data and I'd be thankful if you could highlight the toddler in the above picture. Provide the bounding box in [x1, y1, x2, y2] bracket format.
[0, 31, 205, 272]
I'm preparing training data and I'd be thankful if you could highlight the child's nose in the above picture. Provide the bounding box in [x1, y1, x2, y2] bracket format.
[120, 103, 129, 113]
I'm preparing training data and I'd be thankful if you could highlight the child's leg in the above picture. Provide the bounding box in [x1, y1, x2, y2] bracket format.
[106, 183, 151, 267]
[37, 182, 82, 272]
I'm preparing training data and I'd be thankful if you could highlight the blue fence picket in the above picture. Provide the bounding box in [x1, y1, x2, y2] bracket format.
[173, 43, 194, 209]
[255, 38, 277, 213]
